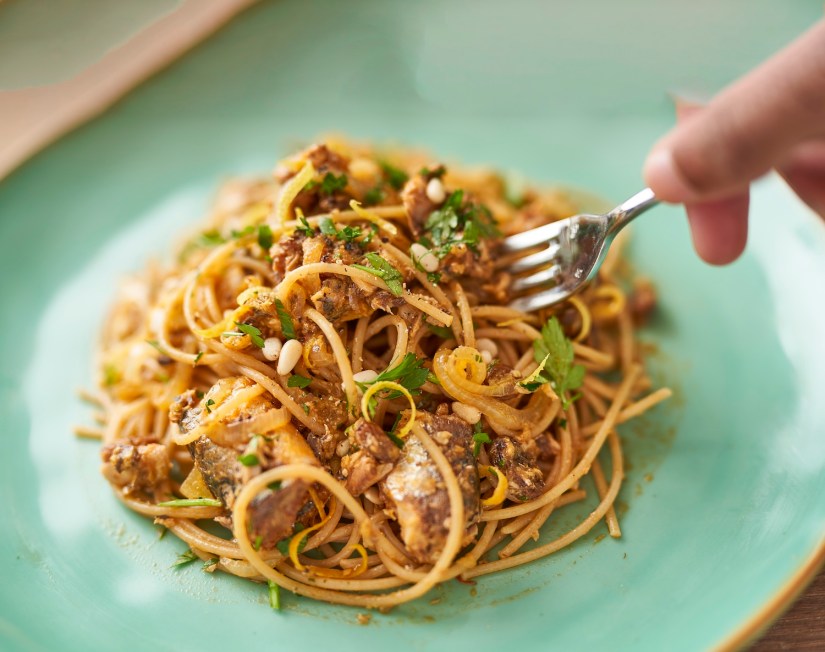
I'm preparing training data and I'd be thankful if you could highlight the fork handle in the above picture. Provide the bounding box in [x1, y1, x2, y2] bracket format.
[606, 188, 658, 235]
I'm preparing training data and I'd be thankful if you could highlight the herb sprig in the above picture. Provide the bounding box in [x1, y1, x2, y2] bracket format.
[305, 172, 348, 195]
[352, 253, 404, 296]
[274, 298, 297, 339]
[421, 189, 499, 257]
[472, 422, 491, 457]
[319, 217, 362, 243]
[520, 317, 585, 408]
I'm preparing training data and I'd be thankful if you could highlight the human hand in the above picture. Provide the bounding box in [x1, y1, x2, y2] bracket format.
[643, 20, 825, 265]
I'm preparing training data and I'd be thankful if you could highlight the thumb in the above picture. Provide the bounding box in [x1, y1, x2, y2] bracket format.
[644, 19, 825, 203]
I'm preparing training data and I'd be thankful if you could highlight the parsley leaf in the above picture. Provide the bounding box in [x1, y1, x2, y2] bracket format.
[380, 162, 409, 190]
[319, 218, 338, 237]
[199, 230, 225, 247]
[387, 431, 405, 449]
[423, 189, 500, 257]
[238, 452, 260, 467]
[258, 224, 273, 250]
[319, 218, 363, 243]
[103, 364, 119, 386]
[352, 253, 404, 296]
[356, 353, 429, 398]
[202, 558, 219, 571]
[157, 498, 222, 507]
[426, 323, 453, 339]
[287, 374, 312, 389]
[525, 317, 586, 407]
[231, 226, 255, 239]
[236, 322, 265, 348]
[146, 340, 167, 355]
[420, 165, 446, 178]
[472, 422, 491, 457]
[295, 213, 316, 237]
[204, 398, 216, 413]
[364, 185, 384, 206]
[172, 550, 198, 568]
[193, 351, 204, 364]
[307, 172, 348, 195]
[274, 298, 297, 339]
[268, 580, 282, 610]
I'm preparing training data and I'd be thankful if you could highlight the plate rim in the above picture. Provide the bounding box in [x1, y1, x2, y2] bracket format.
[716, 538, 825, 651]
[3, 7, 825, 648]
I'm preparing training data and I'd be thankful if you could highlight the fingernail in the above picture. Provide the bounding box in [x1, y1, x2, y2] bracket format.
[643, 148, 696, 203]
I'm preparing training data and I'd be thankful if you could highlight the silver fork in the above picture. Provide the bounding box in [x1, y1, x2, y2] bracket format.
[503, 188, 659, 312]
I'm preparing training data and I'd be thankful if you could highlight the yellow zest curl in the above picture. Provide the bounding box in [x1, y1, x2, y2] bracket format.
[306, 544, 369, 579]
[590, 284, 626, 322]
[288, 496, 334, 571]
[566, 296, 592, 342]
[349, 200, 398, 236]
[193, 304, 250, 339]
[360, 381, 416, 439]
[275, 161, 315, 227]
[479, 465, 509, 507]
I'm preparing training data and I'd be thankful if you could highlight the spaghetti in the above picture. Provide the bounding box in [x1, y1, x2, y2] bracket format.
[81, 140, 671, 609]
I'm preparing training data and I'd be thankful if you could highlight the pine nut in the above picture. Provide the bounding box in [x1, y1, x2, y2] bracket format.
[277, 339, 303, 375]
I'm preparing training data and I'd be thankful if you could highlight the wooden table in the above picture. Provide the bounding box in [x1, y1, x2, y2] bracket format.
[752, 569, 825, 650]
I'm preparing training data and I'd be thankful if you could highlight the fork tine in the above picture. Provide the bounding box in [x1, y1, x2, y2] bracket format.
[499, 220, 566, 254]
[509, 285, 573, 313]
[510, 264, 562, 293]
[506, 242, 562, 274]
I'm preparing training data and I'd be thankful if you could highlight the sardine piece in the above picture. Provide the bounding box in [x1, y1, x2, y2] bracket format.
[381, 411, 480, 564]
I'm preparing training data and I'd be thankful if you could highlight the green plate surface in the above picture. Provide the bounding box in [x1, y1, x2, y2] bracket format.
[2, 2, 825, 650]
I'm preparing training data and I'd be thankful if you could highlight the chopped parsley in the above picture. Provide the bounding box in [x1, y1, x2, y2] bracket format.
[157, 498, 222, 507]
[306, 172, 348, 195]
[204, 398, 215, 413]
[268, 580, 282, 610]
[276, 523, 307, 556]
[472, 423, 491, 457]
[193, 351, 204, 365]
[274, 298, 297, 340]
[172, 550, 198, 568]
[258, 224, 273, 250]
[235, 322, 265, 348]
[301, 403, 311, 415]
[422, 189, 499, 257]
[352, 253, 404, 296]
[295, 212, 316, 237]
[237, 452, 260, 467]
[387, 431, 405, 449]
[253, 535, 263, 551]
[520, 317, 585, 407]
[230, 225, 255, 239]
[146, 340, 167, 355]
[356, 353, 429, 397]
[380, 161, 409, 190]
[287, 374, 312, 389]
[319, 217, 362, 243]
[103, 364, 119, 386]
[426, 323, 453, 339]
[420, 165, 446, 178]
[363, 185, 384, 206]
[199, 230, 226, 246]
[202, 558, 219, 571]
[319, 218, 338, 237]
[268, 480, 282, 492]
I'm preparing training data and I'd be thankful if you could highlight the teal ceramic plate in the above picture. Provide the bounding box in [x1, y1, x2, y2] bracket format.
[2, 2, 825, 650]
